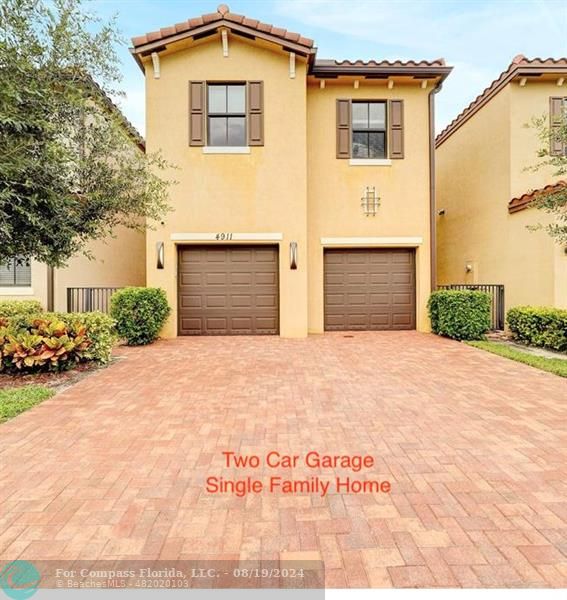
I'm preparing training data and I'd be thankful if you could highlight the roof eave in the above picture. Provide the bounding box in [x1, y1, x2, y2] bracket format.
[309, 64, 452, 81]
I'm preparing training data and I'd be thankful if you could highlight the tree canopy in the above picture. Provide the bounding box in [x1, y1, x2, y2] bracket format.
[529, 104, 567, 243]
[0, 0, 172, 266]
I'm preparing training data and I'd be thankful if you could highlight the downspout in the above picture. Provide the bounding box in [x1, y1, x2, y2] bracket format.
[428, 81, 443, 292]
[47, 265, 54, 311]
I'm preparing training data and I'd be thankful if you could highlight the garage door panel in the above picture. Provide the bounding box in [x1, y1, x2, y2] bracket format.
[178, 245, 279, 335]
[324, 249, 415, 331]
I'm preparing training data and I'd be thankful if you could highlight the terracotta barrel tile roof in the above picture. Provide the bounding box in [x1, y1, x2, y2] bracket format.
[131, 4, 314, 50]
[324, 58, 447, 67]
[436, 55, 567, 147]
[508, 180, 567, 213]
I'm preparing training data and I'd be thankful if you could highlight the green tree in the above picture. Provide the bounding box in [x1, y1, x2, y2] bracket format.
[0, 0, 172, 266]
[528, 103, 567, 243]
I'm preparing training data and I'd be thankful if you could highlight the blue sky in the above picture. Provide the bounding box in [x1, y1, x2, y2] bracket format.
[91, 0, 567, 136]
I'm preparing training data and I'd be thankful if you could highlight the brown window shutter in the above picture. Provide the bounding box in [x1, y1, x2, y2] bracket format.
[389, 100, 404, 159]
[549, 97, 564, 156]
[336, 99, 351, 158]
[247, 81, 264, 146]
[189, 81, 205, 146]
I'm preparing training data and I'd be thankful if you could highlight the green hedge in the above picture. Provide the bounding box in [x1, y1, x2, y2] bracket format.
[507, 306, 567, 352]
[4, 311, 116, 364]
[428, 290, 491, 341]
[0, 300, 43, 317]
[110, 287, 170, 346]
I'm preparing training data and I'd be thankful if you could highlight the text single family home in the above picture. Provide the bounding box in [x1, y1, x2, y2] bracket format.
[436, 55, 567, 314]
[130, 3, 452, 337]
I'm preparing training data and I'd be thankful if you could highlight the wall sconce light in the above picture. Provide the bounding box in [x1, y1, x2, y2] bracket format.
[465, 263, 473, 273]
[438, 208, 446, 216]
[289, 242, 298, 270]
[156, 242, 165, 269]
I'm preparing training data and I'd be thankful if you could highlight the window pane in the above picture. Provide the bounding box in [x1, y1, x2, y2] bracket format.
[227, 117, 246, 146]
[352, 132, 369, 158]
[0, 256, 31, 286]
[14, 257, 31, 286]
[208, 86, 226, 113]
[0, 259, 15, 286]
[369, 102, 386, 129]
[352, 103, 368, 129]
[369, 132, 386, 158]
[209, 117, 227, 145]
[227, 85, 246, 113]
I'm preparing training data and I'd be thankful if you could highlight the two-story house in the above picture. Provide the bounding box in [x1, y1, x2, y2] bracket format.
[130, 4, 451, 337]
[436, 56, 567, 314]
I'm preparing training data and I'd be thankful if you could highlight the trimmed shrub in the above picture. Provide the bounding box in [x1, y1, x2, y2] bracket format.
[5, 311, 116, 364]
[110, 287, 171, 346]
[0, 300, 42, 317]
[0, 317, 90, 372]
[428, 290, 491, 341]
[507, 306, 567, 352]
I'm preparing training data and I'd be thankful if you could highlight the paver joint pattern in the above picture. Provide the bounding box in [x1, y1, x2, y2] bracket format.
[0, 332, 566, 588]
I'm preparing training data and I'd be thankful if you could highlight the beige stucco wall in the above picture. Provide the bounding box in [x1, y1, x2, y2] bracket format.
[0, 229, 145, 312]
[307, 80, 433, 332]
[436, 80, 567, 312]
[143, 34, 308, 337]
[53, 226, 146, 312]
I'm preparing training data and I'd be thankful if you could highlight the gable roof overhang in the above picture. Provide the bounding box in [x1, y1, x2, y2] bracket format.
[130, 5, 451, 85]
[436, 56, 567, 148]
[130, 4, 316, 71]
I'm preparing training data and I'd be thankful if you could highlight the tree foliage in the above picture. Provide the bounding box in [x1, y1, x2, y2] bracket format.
[0, 0, 172, 266]
[528, 106, 567, 243]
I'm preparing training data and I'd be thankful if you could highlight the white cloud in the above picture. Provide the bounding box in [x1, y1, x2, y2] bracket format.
[274, 0, 567, 130]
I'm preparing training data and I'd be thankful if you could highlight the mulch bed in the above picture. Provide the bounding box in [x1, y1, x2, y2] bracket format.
[0, 361, 109, 391]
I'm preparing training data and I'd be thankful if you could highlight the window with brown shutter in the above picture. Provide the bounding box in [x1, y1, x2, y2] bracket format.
[550, 97, 566, 156]
[189, 81, 205, 146]
[336, 99, 351, 158]
[388, 100, 404, 159]
[247, 81, 264, 146]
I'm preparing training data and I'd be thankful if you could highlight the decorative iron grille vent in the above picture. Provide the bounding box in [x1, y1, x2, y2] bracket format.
[361, 186, 380, 216]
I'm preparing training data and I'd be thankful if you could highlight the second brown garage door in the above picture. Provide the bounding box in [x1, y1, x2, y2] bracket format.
[324, 248, 416, 331]
[178, 245, 279, 335]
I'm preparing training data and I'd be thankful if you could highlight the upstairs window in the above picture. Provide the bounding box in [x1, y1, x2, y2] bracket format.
[207, 84, 246, 146]
[0, 256, 31, 287]
[352, 101, 387, 159]
[550, 96, 567, 156]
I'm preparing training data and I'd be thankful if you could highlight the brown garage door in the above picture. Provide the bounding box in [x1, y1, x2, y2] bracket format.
[324, 248, 416, 331]
[178, 245, 279, 335]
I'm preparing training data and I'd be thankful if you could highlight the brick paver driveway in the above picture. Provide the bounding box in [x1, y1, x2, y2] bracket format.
[1, 332, 566, 588]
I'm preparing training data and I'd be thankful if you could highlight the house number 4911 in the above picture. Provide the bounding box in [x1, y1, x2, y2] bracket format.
[215, 233, 233, 241]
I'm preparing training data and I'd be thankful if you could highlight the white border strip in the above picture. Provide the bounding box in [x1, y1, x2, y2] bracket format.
[321, 236, 423, 246]
[202, 146, 250, 154]
[0, 287, 34, 296]
[349, 158, 392, 166]
[171, 233, 283, 242]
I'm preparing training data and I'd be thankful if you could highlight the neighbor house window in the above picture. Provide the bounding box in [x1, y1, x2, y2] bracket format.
[0, 256, 31, 287]
[207, 84, 246, 146]
[352, 101, 387, 158]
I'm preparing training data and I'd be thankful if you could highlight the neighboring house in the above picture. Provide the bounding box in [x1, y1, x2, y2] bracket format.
[0, 84, 147, 312]
[436, 55, 567, 315]
[130, 4, 451, 337]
